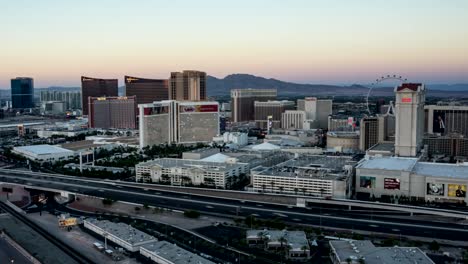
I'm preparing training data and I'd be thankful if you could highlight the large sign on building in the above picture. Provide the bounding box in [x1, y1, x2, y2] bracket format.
[432, 110, 446, 134]
[427, 183, 444, 196]
[448, 184, 466, 198]
[360, 176, 376, 188]
[180, 104, 218, 113]
[384, 178, 400, 190]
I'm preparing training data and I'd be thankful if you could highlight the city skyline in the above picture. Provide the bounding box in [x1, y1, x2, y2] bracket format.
[1, 0, 468, 88]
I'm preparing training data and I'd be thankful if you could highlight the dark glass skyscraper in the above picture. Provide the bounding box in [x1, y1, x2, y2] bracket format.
[11, 77, 34, 109]
[81, 76, 118, 115]
[124, 76, 168, 105]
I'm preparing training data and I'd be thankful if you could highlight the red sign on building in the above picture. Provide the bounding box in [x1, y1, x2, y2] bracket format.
[401, 97, 412, 103]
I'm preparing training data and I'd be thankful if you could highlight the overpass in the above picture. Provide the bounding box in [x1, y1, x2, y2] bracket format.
[2, 168, 467, 220]
[1, 168, 468, 241]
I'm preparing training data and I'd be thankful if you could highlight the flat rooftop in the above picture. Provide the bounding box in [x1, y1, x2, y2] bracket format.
[356, 157, 418, 171]
[256, 155, 354, 180]
[60, 140, 100, 151]
[137, 158, 246, 172]
[141, 241, 215, 264]
[13, 144, 74, 155]
[330, 240, 434, 264]
[368, 142, 395, 152]
[414, 162, 468, 179]
[85, 219, 155, 245]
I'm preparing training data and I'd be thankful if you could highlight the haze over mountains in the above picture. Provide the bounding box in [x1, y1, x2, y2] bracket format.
[1, 74, 468, 98]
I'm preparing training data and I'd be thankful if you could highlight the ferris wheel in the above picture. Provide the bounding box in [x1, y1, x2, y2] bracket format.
[366, 75, 407, 116]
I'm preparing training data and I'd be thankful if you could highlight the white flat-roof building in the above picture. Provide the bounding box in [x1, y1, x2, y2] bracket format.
[251, 155, 356, 198]
[357, 156, 468, 203]
[83, 218, 156, 252]
[12, 144, 75, 162]
[329, 240, 434, 264]
[140, 241, 215, 264]
[135, 158, 248, 189]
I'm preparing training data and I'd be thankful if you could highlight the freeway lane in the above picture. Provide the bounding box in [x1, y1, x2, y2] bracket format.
[1, 173, 468, 241]
[0, 171, 463, 227]
[0, 172, 467, 228]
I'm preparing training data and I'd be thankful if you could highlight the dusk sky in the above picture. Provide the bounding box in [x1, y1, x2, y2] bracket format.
[1, 0, 467, 88]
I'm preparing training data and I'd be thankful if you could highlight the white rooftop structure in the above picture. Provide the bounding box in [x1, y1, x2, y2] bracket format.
[357, 157, 418, 171]
[413, 162, 468, 179]
[201, 153, 231, 163]
[84, 218, 156, 252]
[140, 241, 215, 264]
[14, 144, 73, 155]
[12, 144, 75, 162]
[252, 142, 281, 151]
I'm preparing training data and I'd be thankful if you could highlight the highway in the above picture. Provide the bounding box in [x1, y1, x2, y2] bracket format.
[1, 169, 468, 241]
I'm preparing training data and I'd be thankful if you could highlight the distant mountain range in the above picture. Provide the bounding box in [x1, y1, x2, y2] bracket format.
[1, 74, 468, 98]
[207, 74, 468, 98]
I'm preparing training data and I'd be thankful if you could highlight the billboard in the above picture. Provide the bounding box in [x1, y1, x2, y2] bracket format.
[433, 110, 446, 134]
[180, 104, 218, 113]
[360, 176, 376, 189]
[427, 183, 444, 196]
[401, 96, 412, 103]
[384, 178, 400, 190]
[448, 184, 466, 198]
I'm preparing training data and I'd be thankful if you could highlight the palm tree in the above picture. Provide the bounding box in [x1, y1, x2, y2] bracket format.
[300, 245, 309, 258]
[262, 184, 267, 193]
[294, 188, 299, 195]
[278, 236, 287, 250]
[301, 188, 307, 196]
[346, 257, 352, 264]
[270, 180, 275, 193]
[279, 186, 284, 194]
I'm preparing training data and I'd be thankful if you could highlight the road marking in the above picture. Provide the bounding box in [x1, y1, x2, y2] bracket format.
[273, 213, 288, 218]
[369, 224, 379, 228]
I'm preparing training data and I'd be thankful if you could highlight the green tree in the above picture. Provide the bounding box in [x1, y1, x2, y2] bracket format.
[429, 240, 440, 252]
[184, 210, 200, 218]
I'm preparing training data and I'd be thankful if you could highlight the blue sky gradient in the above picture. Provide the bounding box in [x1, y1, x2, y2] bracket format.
[1, 0, 467, 87]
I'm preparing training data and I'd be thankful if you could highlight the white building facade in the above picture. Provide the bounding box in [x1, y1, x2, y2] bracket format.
[139, 100, 219, 147]
[394, 83, 426, 157]
[135, 158, 248, 189]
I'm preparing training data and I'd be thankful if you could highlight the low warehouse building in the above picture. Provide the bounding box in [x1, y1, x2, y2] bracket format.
[329, 240, 434, 264]
[12, 144, 75, 162]
[83, 219, 156, 252]
[140, 241, 215, 264]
